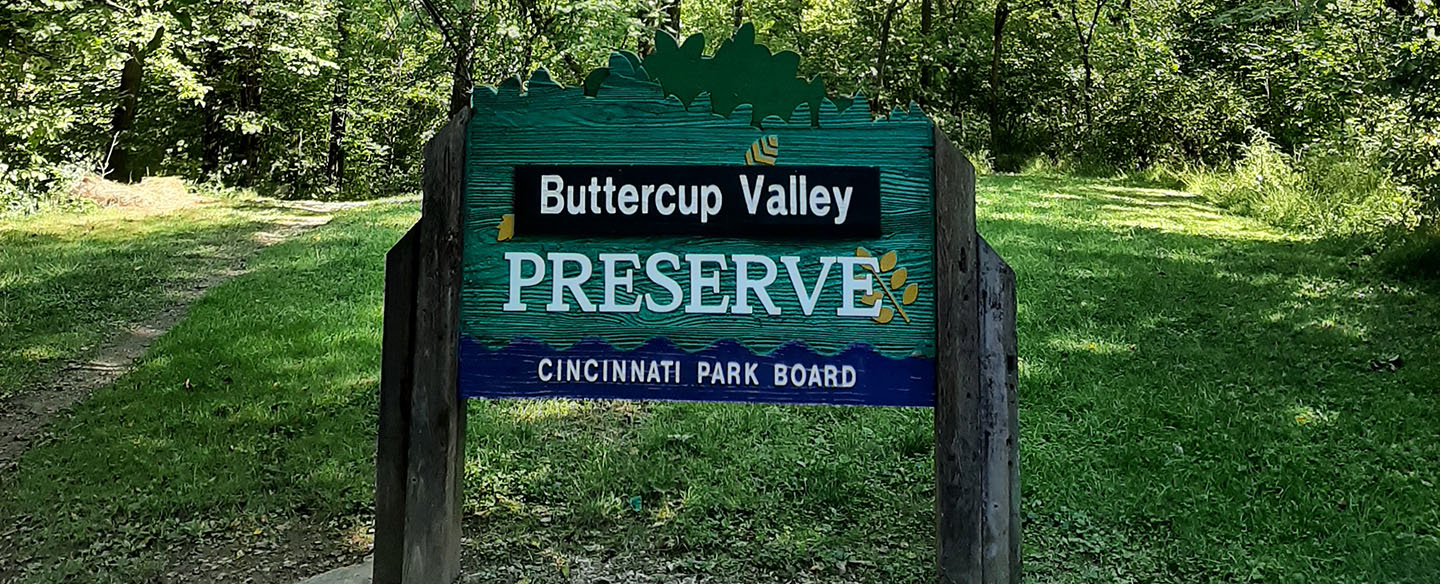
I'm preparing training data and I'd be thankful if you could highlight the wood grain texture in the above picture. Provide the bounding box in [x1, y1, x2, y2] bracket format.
[979, 236, 1019, 584]
[375, 224, 419, 584]
[932, 130, 981, 584]
[463, 68, 934, 359]
[402, 108, 470, 584]
[1004, 250, 1021, 583]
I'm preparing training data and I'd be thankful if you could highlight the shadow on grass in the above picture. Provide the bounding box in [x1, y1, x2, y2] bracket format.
[0, 212, 274, 399]
[2, 181, 1437, 583]
[981, 175, 1440, 582]
[0, 205, 417, 582]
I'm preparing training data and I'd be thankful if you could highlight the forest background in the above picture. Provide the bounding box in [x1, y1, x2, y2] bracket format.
[4, 0, 1439, 269]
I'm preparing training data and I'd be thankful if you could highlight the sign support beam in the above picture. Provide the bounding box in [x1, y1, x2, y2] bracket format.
[980, 237, 1021, 584]
[933, 131, 984, 583]
[376, 108, 471, 584]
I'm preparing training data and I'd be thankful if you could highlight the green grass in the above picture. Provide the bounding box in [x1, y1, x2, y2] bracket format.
[0, 202, 289, 400]
[2, 177, 1438, 583]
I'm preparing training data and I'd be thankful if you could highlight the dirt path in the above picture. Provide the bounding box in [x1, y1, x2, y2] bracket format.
[0, 197, 406, 472]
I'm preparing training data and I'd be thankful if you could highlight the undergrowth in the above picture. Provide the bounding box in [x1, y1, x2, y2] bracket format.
[1179, 136, 1423, 237]
[1018, 137, 1438, 277]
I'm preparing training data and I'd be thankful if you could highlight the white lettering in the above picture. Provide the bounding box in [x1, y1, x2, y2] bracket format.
[740, 175, 765, 213]
[617, 185, 639, 215]
[599, 253, 642, 312]
[700, 184, 722, 223]
[546, 253, 596, 312]
[540, 175, 564, 214]
[503, 252, 545, 312]
[781, 256, 833, 316]
[645, 252, 683, 312]
[832, 186, 854, 225]
[836, 256, 881, 317]
[685, 254, 730, 314]
[732, 254, 780, 315]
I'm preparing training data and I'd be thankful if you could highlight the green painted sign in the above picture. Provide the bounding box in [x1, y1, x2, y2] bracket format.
[378, 25, 1020, 584]
[459, 27, 938, 406]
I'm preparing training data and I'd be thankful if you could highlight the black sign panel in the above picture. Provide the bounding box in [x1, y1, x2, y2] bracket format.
[512, 165, 881, 238]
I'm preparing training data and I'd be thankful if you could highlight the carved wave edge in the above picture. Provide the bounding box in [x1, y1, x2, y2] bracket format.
[460, 335, 933, 362]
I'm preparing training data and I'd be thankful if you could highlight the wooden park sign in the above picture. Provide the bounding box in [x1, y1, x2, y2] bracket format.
[377, 25, 1019, 584]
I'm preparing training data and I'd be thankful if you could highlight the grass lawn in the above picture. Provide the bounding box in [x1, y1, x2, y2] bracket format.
[2, 176, 1437, 583]
[0, 201, 288, 400]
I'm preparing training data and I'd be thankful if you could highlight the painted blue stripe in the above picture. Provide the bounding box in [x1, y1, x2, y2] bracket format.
[458, 336, 935, 407]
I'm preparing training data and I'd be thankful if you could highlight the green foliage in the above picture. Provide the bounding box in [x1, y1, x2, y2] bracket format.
[2, 0, 1438, 264]
[1184, 135, 1424, 237]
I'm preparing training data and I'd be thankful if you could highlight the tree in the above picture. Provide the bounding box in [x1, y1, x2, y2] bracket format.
[327, 0, 349, 190]
[1067, 0, 1110, 135]
[105, 26, 165, 183]
[989, 0, 1048, 170]
[875, 0, 910, 111]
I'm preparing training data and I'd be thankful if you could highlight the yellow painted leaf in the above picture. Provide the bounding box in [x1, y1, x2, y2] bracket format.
[902, 283, 918, 304]
[497, 214, 515, 242]
[861, 291, 879, 306]
[880, 250, 897, 271]
[874, 307, 894, 324]
[890, 268, 907, 289]
[856, 247, 871, 258]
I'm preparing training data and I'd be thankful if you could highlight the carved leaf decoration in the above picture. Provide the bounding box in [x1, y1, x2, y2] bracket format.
[880, 251, 897, 271]
[861, 290, 881, 306]
[890, 268, 907, 290]
[875, 307, 894, 324]
[744, 135, 778, 166]
[497, 214, 515, 242]
[641, 24, 828, 126]
[856, 247, 871, 258]
[902, 283, 918, 304]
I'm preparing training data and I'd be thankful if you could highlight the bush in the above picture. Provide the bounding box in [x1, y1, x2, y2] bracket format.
[1377, 223, 1440, 279]
[1183, 135, 1424, 237]
[0, 162, 88, 218]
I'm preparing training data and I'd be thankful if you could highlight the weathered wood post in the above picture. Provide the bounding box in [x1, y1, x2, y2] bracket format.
[979, 238, 1021, 583]
[934, 133, 1022, 584]
[375, 109, 470, 584]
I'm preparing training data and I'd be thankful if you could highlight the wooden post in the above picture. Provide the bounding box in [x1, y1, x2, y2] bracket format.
[934, 131, 983, 584]
[375, 108, 470, 584]
[935, 132, 1021, 584]
[375, 225, 418, 584]
[979, 237, 1020, 584]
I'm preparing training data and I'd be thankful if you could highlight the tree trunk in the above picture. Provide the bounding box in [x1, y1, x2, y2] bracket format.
[202, 44, 224, 175]
[447, 0, 472, 117]
[1081, 46, 1093, 132]
[235, 34, 264, 186]
[989, 2, 1011, 170]
[920, 0, 933, 95]
[105, 51, 143, 183]
[448, 44, 471, 116]
[732, 0, 744, 28]
[640, 0, 681, 55]
[327, 0, 349, 190]
[1070, 0, 1106, 140]
[664, 0, 681, 37]
[876, 0, 906, 112]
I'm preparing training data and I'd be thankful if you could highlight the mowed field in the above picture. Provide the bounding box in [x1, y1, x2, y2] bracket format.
[1, 175, 1437, 583]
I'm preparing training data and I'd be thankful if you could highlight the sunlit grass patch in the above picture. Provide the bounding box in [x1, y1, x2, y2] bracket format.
[2, 176, 1438, 583]
[0, 202, 298, 400]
